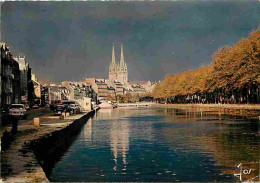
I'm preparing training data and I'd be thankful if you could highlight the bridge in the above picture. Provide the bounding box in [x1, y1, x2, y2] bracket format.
[117, 102, 154, 107]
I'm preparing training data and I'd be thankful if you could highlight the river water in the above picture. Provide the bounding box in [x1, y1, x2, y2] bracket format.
[49, 107, 259, 182]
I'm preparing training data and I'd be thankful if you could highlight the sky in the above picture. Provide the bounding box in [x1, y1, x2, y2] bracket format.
[1, 1, 260, 83]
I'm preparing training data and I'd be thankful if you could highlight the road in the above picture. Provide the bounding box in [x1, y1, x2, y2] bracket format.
[1, 107, 52, 127]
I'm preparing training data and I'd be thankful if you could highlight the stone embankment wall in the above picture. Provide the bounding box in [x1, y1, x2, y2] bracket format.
[152, 104, 260, 120]
[29, 110, 97, 179]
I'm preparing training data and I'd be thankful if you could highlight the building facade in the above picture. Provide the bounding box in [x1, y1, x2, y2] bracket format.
[31, 74, 42, 105]
[61, 81, 97, 103]
[91, 79, 108, 101]
[1, 43, 21, 106]
[15, 55, 34, 106]
[41, 85, 50, 106]
[109, 44, 128, 85]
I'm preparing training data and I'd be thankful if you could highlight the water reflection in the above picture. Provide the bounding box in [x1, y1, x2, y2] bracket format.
[83, 116, 93, 141]
[160, 107, 259, 181]
[110, 120, 129, 170]
[50, 107, 260, 182]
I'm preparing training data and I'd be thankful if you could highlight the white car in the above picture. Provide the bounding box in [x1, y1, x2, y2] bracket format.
[9, 104, 27, 119]
[70, 104, 81, 113]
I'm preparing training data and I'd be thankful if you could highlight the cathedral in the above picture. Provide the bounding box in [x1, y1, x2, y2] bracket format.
[109, 44, 128, 85]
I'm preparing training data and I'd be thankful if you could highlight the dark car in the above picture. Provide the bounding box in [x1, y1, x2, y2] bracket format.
[53, 104, 65, 115]
[62, 101, 74, 113]
[65, 105, 73, 113]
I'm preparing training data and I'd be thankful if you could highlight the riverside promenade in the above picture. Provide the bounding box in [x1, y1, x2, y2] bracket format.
[152, 103, 260, 119]
[0, 109, 97, 182]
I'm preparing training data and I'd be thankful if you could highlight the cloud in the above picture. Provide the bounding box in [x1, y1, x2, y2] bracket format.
[1, 1, 260, 82]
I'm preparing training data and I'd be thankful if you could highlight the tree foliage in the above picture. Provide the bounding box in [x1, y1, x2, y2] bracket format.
[153, 29, 260, 102]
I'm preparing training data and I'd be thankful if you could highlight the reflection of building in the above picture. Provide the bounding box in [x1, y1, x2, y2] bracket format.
[85, 108, 130, 169]
[109, 120, 130, 170]
[83, 117, 93, 142]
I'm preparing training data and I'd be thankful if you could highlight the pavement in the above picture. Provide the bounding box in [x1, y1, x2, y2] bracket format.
[0, 108, 92, 182]
[0, 108, 52, 151]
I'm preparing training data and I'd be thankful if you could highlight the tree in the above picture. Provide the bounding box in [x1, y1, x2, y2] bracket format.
[152, 28, 260, 104]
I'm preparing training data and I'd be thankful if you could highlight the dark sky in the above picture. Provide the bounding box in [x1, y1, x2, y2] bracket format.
[1, 1, 260, 83]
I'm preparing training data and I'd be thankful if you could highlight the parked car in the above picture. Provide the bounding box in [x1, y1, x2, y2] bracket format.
[9, 104, 27, 119]
[62, 101, 75, 113]
[70, 104, 81, 114]
[53, 104, 65, 115]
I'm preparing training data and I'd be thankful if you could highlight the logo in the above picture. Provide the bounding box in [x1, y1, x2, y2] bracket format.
[233, 163, 259, 182]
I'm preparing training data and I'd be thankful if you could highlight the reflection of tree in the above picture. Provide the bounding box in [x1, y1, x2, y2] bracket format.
[197, 123, 260, 180]
[160, 108, 259, 178]
[216, 123, 259, 162]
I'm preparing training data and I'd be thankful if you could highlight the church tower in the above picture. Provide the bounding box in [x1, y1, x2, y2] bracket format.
[119, 44, 128, 84]
[108, 43, 128, 85]
[109, 44, 117, 81]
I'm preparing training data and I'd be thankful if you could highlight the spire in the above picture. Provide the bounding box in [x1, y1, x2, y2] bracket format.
[112, 43, 116, 65]
[120, 44, 125, 66]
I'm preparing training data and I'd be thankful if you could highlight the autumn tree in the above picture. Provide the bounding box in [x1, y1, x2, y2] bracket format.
[153, 28, 260, 104]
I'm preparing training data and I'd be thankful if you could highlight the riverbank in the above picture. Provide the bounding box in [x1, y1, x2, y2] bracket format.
[0, 109, 97, 182]
[152, 103, 260, 120]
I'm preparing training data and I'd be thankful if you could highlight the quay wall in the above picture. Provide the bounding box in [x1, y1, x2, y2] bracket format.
[29, 109, 98, 180]
[152, 103, 260, 120]
[151, 103, 260, 110]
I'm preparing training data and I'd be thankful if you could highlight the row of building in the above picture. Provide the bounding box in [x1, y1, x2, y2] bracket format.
[85, 78, 156, 101]
[40, 77, 155, 105]
[51, 44, 156, 103]
[1, 43, 156, 111]
[39, 82, 98, 106]
[0, 42, 98, 109]
[0, 42, 35, 108]
[62, 44, 157, 102]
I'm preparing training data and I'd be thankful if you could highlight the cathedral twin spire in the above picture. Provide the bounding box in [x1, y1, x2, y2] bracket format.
[112, 43, 116, 65]
[120, 44, 125, 66]
[111, 43, 126, 67]
[109, 43, 128, 84]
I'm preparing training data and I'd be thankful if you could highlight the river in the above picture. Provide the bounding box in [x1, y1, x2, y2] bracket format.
[49, 107, 259, 182]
